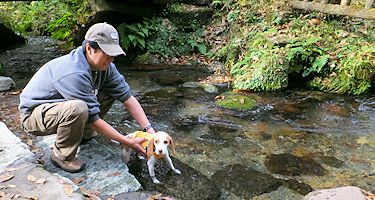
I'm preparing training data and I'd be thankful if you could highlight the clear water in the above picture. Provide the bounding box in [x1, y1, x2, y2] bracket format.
[105, 65, 375, 198]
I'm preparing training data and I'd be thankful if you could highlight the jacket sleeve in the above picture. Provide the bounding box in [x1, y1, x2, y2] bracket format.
[53, 72, 101, 123]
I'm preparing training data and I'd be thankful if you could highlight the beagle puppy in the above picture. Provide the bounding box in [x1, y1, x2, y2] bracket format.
[121, 131, 181, 184]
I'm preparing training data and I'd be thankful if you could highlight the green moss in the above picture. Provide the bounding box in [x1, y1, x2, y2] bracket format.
[215, 93, 257, 111]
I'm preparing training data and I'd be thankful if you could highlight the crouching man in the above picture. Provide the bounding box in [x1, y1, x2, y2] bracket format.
[19, 22, 155, 173]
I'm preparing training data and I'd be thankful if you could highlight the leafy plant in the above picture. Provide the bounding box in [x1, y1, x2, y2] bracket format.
[286, 36, 330, 77]
[118, 20, 153, 51]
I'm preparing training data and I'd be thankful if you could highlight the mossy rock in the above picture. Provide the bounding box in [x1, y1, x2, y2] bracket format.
[215, 93, 256, 111]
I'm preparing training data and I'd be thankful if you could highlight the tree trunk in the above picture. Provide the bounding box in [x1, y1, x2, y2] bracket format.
[290, 1, 375, 19]
[366, 0, 374, 8]
[340, 0, 351, 6]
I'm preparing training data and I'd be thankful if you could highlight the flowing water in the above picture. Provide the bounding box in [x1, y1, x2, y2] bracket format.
[2, 36, 374, 199]
[106, 66, 375, 199]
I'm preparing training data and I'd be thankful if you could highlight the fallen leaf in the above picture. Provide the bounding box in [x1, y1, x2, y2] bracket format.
[162, 197, 174, 200]
[7, 185, 16, 188]
[64, 184, 74, 197]
[109, 172, 122, 177]
[27, 174, 37, 182]
[239, 98, 245, 104]
[35, 178, 46, 184]
[4, 168, 17, 172]
[148, 193, 162, 200]
[10, 91, 21, 95]
[26, 139, 33, 146]
[72, 177, 85, 185]
[79, 187, 100, 200]
[357, 136, 369, 146]
[214, 95, 225, 100]
[0, 173, 14, 183]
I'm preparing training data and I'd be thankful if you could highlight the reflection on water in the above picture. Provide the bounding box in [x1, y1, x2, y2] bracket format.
[106, 65, 375, 199]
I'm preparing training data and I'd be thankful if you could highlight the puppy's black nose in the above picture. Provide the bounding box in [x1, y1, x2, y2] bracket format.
[158, 150, 163, 154]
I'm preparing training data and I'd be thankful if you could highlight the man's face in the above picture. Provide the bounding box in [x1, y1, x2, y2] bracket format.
[87, 45, 115, 71]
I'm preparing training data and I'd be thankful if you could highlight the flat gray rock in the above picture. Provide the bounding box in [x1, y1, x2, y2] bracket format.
[36, 135, 142, 196]
[0, 122, 35, 173]
[0, 162, 83, 200]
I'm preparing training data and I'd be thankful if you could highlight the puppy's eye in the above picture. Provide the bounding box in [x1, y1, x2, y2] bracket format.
[164, 140, 168, 144]
[155, 140, 159, 144]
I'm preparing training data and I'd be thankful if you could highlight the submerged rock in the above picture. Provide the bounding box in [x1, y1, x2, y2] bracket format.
[127, 154, 220, 200]
[215, 93, 257, 111]
[265, 153, 327, 176]
[212, 164, 282, 199]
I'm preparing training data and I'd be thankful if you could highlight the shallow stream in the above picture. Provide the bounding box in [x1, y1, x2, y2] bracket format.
[1, 36, 374, 199]
[104, 65, 375, 199]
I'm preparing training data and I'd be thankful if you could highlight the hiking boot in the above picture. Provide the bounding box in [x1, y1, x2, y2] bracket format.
[50, 151, 86, 173]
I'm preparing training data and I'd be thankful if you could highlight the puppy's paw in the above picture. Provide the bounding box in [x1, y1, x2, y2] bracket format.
[152, 178, 161, 184]
[174, 169, 181, 174]
[137, 155, 146, 160]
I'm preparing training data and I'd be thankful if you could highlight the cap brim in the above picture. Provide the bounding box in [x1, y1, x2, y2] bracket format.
[98, 43, 126, 56]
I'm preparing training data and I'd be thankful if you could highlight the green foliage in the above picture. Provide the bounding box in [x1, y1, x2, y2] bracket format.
[118, 17, 207, 58]
[286, 36, 330, 77]
[230, 48, 289, 91]
[0, 0, 92, 46]
[310, 45, 375, 95]
[118, 20, 153, 51]
[211, 0, 374, 95]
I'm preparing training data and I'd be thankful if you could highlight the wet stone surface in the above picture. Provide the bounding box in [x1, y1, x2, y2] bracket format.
[265, 153, 327, 176]
[127, 154, 220, 200]
[211, 164, 282, 199]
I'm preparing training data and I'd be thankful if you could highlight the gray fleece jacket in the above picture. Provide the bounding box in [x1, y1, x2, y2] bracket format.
[19, 46, 132, 123]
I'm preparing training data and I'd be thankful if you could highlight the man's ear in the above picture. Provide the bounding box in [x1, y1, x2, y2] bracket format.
[85, 43, 92, 54]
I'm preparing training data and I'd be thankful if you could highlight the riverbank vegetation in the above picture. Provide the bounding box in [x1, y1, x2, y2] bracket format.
[206, 0, 374, 95]
[0, 0, 92, 46]
[0, 0, 374, 95]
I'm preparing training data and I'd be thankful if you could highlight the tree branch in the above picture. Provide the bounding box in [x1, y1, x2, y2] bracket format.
[290, 1, 375, 19]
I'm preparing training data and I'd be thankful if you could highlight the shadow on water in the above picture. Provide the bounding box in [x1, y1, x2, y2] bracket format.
[107, 63, 375, 199]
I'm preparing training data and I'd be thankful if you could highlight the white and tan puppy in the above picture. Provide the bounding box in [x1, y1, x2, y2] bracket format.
[121, 131, 181, 184]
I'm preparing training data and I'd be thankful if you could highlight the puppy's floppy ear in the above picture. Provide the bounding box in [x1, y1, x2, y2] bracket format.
[147, 137, 155, 160]
[167, 135, 176, 155]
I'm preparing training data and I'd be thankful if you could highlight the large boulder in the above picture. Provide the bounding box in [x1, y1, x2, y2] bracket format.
[0, 23, 25, 52]
[0, 76, 15, 91]
[0, 122, 35, 173]
[304, 186, 367, 200]
[36, 135, 142, 196]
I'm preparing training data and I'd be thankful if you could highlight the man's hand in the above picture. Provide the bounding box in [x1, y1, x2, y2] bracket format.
[128, 137, 147, 157]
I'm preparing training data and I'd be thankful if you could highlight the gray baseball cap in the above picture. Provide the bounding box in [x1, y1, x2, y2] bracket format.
[85, 22, 126, 56]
